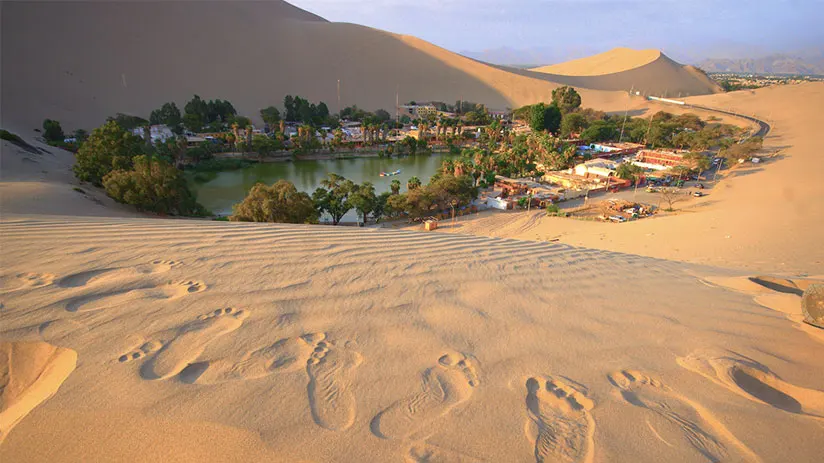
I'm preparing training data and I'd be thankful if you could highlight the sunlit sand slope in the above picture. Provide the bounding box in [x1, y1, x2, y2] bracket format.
[0, 216, 821, 462]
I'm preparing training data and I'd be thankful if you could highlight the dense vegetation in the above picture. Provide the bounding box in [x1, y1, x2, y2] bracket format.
[72, 120, 208, 216]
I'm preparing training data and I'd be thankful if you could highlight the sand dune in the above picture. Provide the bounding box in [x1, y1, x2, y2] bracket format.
[1, 215, 822, 461]
[525, 48, 722, 97]
[2, 1, 707, 133]
[532, 48, 663, 76]
[0, 341, 77, 442]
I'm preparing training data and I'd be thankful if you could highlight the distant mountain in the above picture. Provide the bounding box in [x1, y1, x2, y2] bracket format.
[698, 54, 824, 75]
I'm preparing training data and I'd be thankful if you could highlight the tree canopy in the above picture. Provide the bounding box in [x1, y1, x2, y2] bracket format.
[149, 102, 183, 133]
[73, 120, 146, 186]
[230, 180, 316, 223]
[103, 155, 208, 216]
[551, 86, 582, 114]
[42, 119, 65, 143]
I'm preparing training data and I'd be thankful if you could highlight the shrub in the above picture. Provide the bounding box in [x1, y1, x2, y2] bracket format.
[0, 129, 23, 143]
[73, 187, 86, 194]
[103, 155, 209, 216]
[546, 204, 560, 214]
[230, 180, 317, 224]
[74, 121, 146, 186]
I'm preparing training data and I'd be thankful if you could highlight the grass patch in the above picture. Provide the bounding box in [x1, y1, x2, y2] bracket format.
[73, 187, 86, 194]
[1, 129, 41, 154]
[1, 129, 23, 143]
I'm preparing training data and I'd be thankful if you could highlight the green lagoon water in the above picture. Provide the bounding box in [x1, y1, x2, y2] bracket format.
[190, 154, 451, 217]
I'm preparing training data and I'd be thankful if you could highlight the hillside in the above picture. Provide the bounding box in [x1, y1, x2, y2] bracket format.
[699, 54, 824, 75]
[4, 1, 707, 133]
[529, 47, 722, 97]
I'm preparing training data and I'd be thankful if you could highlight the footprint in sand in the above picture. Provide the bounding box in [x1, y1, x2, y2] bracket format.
[406, 441, 482, 463]
[306, 339, 362, 431]
[1, 272, 56, 292]
[65, 280, 206, 312]
[524, 376, 595, 463]
[118, 340, 163, 363]
[179, 333, 325, 384]
[608, 370, 761, 463]
[372, 353, 479, 440]
[677, 350, 824, 419]
[56, 260, 182, 288]
[130, 308, 248, 380]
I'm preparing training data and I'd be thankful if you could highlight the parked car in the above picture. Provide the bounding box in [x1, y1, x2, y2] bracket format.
[609, 215, 627, 223]
[693, 191, 704, 197]
[696, 183, 704, 189]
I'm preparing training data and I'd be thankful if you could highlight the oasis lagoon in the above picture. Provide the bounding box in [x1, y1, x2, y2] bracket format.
[189, 154, 453, 218]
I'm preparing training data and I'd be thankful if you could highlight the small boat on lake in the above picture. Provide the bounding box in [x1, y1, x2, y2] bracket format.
[380, 169, 402, 177]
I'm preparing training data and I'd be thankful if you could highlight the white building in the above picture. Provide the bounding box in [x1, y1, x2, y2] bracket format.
[132, 124, 176, 143]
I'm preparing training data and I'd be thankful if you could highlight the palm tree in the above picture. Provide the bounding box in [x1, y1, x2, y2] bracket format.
[279, 120, 286, 135]
[440, 159, 455, 176]
[453, 159, 467, 177]
[390, 179, 401, 195]
[407, 176, 421, 190]
[245, 125, 253, 153]
[231, 123, 240, 152]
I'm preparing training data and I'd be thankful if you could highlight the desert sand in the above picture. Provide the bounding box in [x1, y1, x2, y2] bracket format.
[2, 1, 713, 133]
[531, 48, 664, 76]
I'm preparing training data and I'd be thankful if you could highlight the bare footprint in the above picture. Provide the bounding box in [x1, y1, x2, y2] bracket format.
[56, 260, 182, 288]
[677, 350, 824, 419]
[65, 280, 206, 313]
[139, 308, 248, 380]
[306, 339, 362, 431]
[1, 272, 56, 292]
[406, 441, 482, 463]
[180, 333, 324, 384]
[608, 370, 761, 462]
[524, 376, 595, 463]
[118, 340, 163, 363]
[372, 353, 479, 440]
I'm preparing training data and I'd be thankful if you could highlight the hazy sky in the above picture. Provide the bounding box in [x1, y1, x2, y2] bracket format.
[288, 0, 824, 63]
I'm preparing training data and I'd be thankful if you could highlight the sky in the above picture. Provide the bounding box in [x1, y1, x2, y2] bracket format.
[288, 0, 824, 64]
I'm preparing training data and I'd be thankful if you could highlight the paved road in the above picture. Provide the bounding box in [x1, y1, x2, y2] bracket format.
[685, 103, 771, 138]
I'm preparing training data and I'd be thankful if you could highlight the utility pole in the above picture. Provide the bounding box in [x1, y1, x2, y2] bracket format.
[619, 85, 634, 142]
[337, 79, 341, 116]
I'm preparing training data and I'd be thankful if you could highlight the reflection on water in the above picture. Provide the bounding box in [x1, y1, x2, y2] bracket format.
[189, 154, 451, 216]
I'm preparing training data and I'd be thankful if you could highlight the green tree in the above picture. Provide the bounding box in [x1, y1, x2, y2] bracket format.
[102, 155, 207, 216]
[551, 86, 582, 114]
[149, 102, 183, 133]
[252, 134, 281, 160]
[230, 180, 316, 223]
[349, 182, 377, 225]
[407, 176, 422, 190]
[616, 163, 644, 182]
[373, 191, 392, 222]
[560, 112, 588, 138]
[390, 179, 401, 195]
[260, 106, 282, 128]
[374, 109, 392, 122]
[73, 121, 146, 186]
[312, 173, 355, 225]
[544, 104, 562, 134]
[73, 129, 89, 144]
[42, 119, 65, 143]
[580, 120, 618, 143]
[682, 152, 711, 174]
[107, 113, 148, 131]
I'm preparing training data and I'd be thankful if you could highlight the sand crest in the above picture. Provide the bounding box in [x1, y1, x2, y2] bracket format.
[0, 341, 77, 442]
